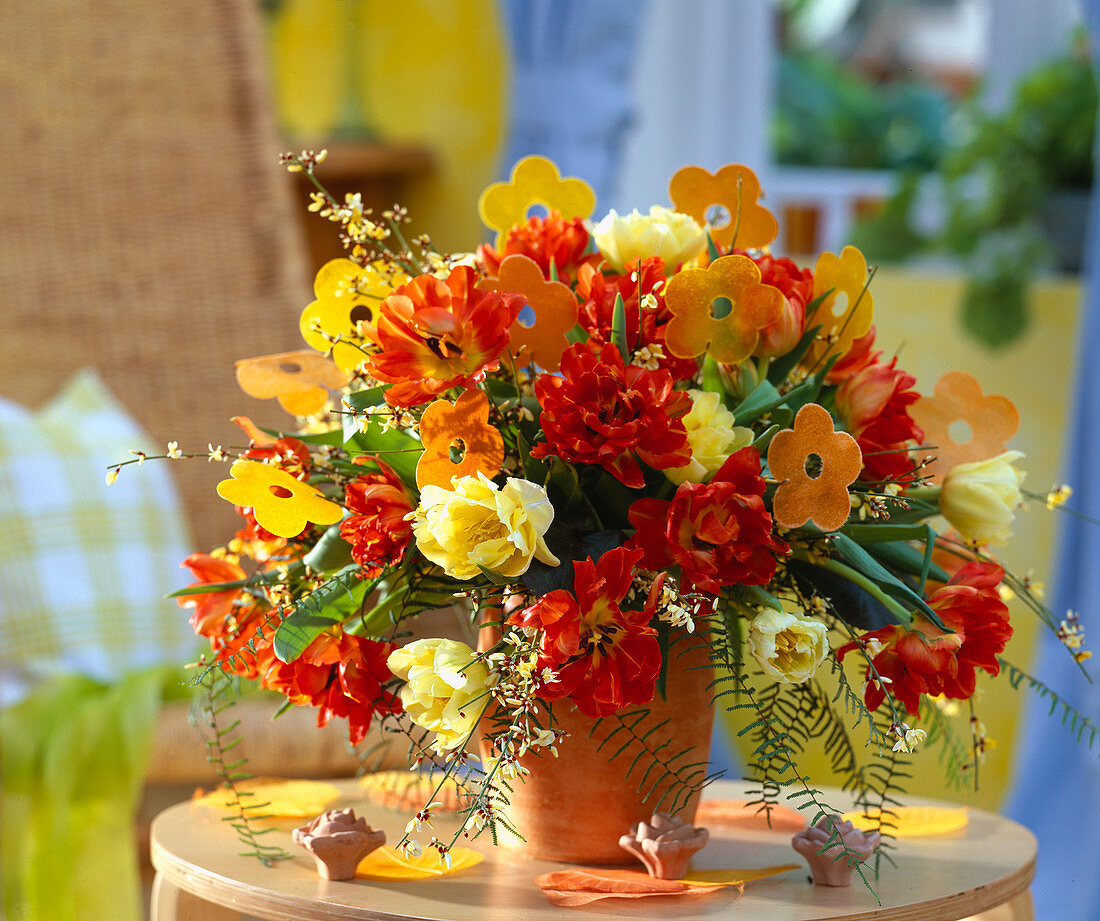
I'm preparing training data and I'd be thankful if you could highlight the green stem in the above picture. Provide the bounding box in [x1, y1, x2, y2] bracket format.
[794, 551, 914, 625]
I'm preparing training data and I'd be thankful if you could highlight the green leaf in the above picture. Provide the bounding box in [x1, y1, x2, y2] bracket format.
[752, 423, 782, 454]
[477, 564, 511, 586]
[274, 610, 342, 663]
[168, 579, 248, 598]
[517, 430, 550, 486]
[737, 584, 785, 612]
[611, 292, 630, 362]
[302, 523, 354, 573]
[706, 232, 721, 263]
[841, 523, 933, 543]
[866, 540, 949, 584]
[767, 322, 824, 385]
[654, 620, 670, 701]
[730, 379, 783, 425]
[702, 355, 723, 395]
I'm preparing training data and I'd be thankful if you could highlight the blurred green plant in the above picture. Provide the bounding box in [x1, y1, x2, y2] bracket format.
[851, 41, 1097, 349]
[773, 51, 952, 171]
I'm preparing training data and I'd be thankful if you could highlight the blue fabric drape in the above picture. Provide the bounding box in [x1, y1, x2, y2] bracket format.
[1006, 6, 1100, 919]
[499, 0, 650, 208]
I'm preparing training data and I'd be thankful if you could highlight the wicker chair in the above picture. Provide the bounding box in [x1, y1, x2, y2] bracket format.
[0, 0, 371, 788]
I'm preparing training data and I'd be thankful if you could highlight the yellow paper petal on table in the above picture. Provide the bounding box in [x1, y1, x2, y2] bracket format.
[191, 778, 341, 818]
[668, 164, 778, 250]
[216, 459, 343, 538]
[478, 156, 595, 246]
[356, 846, 483, 880]
[842, 807, 969, 837]
[663, 254, 784, 363]
[685, 864, 801, 885]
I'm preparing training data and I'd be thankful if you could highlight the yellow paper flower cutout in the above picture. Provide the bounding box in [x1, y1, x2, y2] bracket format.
[216, 459, 343, 538]
[416, 389, 505, 490]
[806, 246, 874, 367]
[767, 402, 862, 532]
[662, 254, 784, 363]
[842, 806, 968, 837]
[478, 156, 595, 246]
[235, 350, 349, 417]
[299, 258, 407, 374]
[668, 164, 778, 250]
[477, 254, 579, 371]
[356, 846, 483, 880]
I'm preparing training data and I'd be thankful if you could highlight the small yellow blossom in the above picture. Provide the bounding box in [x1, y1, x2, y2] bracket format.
[105, 467, 120, 486]
[166, 441, 183, 459]
[1046, 484, 1073, 510]
[891, 723, 928, 754]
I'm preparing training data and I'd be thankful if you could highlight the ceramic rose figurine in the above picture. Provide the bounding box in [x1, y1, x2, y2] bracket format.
[293, 808, 386, 880]
[619, 813, 709, 879]
[791, 815, 880, 886]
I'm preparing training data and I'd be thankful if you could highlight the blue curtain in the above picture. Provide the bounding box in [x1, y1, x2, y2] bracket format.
[499, 0, 650, 208]
[1006, 6, 1100, 919]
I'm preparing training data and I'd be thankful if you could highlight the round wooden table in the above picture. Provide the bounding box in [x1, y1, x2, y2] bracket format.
[150, 780, 1035, 921]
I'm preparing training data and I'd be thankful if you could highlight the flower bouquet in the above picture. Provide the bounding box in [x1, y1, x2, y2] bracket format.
[118, 154, 1093, 874]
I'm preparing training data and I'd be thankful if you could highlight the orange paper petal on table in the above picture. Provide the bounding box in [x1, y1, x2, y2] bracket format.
[357, 770, 462, 813]
[910, 371, 1019, 484]
[807, 246, 874, 366]
[694, 799, 807, 832]
[842, 807, 969, 837]
[768, 403, 862, 531]
[356, 846, 484, 880]
[416, 389, 505, 490]
[191, 778, 341, 818]
[216, 460, 343, 538]
[663, 254, 785, 363]
[668, 164, 778, 250]
[478, 156, 596, 245]
[477, 254, 578, 371]
[235, 350, 349, 417]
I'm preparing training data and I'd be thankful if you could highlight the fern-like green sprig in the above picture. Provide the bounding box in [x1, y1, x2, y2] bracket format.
[193, 669, 291, 866]
[999, 657, 1100, 749]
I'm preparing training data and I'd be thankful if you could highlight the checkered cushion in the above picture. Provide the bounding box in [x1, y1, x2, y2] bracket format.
[0, 369, 199, 704]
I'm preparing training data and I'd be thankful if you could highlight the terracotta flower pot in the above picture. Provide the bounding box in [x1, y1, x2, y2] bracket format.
[482, 633, 714, 865]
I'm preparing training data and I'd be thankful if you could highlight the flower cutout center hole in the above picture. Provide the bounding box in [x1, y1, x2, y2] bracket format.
[709, 296, 733, 320]
[948, 419, 973, 445]
[830, 291, 849, 318]
[705, 203, 731, 228]
[278, 361, 302, 374]
[516, 304, 536, 329]
[525, 202, 550, 220]
[803, 452, 823, 479]
[349, 304, 374, 325]
[269, 484, 295, 499]
[449, 438, 467, 464]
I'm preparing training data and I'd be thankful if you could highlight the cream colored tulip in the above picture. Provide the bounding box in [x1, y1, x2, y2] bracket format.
[591, 206, 706, 273]
[940, 450, 1026, 545]
[747, 610, 829, 684]
[387, 638, 491, 752]
[665, 389, 754, 485]
[412, 473, 559, 580]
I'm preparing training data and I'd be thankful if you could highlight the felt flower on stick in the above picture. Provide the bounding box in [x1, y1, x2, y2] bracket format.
[668, 163, 777, 250]
[477, 254, 578, 371]
[235, 350, 349, 417]
[662, 254, 784, 363]
[415, 389, 505, 490]
[806, 246, 874, 368]
[478, 156, 595, 245]
[909, 371, 1019, 484]
[216, 459, 343, 538]
[767, 403, 862, 531]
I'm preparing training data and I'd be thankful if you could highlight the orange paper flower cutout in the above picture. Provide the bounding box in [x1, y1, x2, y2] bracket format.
[807, 246, 874, 367]
[910, 371, 1019, 484]
[299, 258, 407, 374]
[216, 459, 343, 538]
[415, 389, 505, 490]
[478, 156, 596, 246]
[668, 164, 778, 250]
[767, 403, 862, 531]
[235, 350, 349, 417]
[662, 254, 785, 363]
[477, 254, 578, 371]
